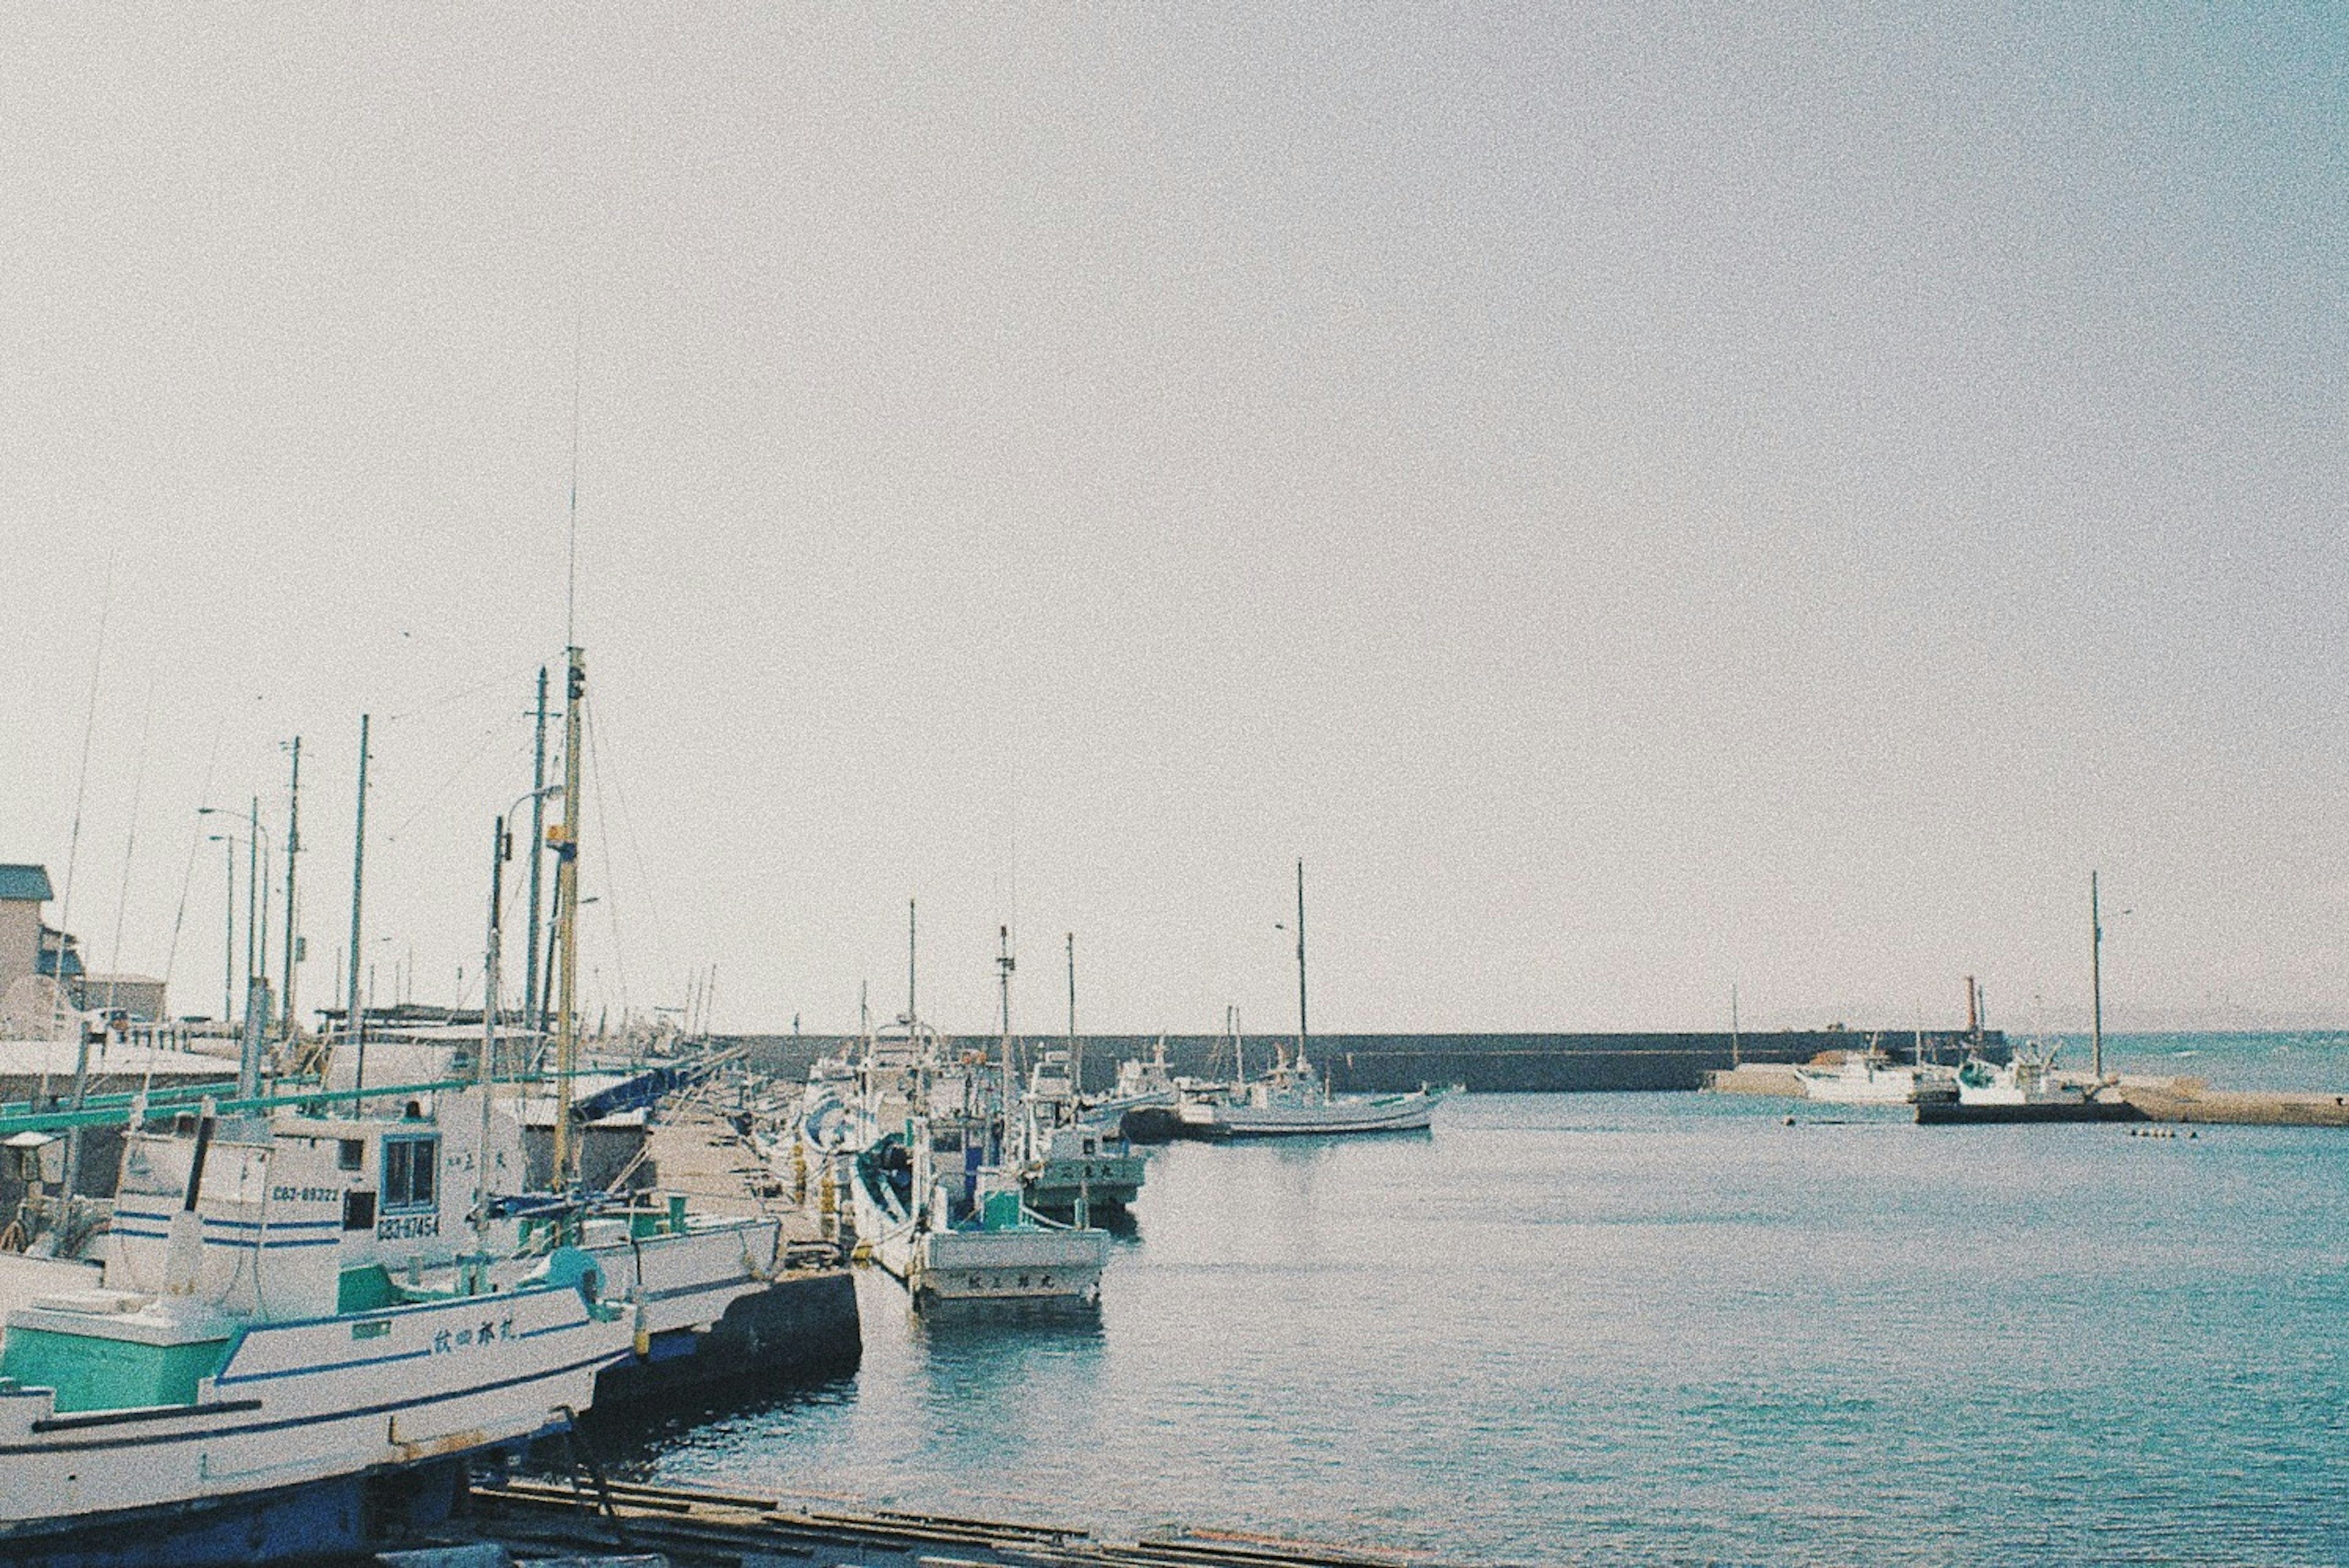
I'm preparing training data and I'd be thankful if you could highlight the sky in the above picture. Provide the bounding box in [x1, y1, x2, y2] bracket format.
[1, 5, 2342, 1037]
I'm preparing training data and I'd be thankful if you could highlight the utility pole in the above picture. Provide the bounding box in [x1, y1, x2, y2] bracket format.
[524, 666, 548, 1034]
[283, 737, 300, 1040]
[347, 714, 371, 1101]
[2090, 870, 2104, 1080]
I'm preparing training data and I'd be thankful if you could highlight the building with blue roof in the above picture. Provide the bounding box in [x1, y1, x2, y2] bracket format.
[0, 864, 56, 1019]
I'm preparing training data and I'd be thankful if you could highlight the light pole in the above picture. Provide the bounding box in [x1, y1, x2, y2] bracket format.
[207, 831, 235, 1024]
[200, 808, 273, 1032]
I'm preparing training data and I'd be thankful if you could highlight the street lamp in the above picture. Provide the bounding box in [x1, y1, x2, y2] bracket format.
[199, 806, 273, 1030]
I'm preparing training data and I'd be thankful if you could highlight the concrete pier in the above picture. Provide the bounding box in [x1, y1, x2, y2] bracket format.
[362, 1475, 1441, 1568]
[589, 1101, 860, 1408]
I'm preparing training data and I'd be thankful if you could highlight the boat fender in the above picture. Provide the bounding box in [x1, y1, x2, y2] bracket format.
[633, 1295, 651, 1358]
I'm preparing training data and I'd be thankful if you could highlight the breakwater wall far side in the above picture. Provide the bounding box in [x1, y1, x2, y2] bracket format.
[719, 1030, 2003, 1095]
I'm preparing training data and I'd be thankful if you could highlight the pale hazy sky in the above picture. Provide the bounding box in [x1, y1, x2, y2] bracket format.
[2, 6, 2342, 1036]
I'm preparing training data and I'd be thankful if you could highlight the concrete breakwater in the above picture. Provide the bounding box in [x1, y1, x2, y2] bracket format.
[724, 1030, 2001, 1095]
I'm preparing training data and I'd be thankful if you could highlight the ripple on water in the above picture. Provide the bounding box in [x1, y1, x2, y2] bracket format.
[622, 1088, 2349, 1565]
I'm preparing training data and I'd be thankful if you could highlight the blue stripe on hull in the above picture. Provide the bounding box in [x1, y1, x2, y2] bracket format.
[0, 1458, 484, 1568]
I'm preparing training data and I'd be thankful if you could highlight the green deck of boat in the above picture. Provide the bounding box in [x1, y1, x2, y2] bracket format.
[0, 1325, 230, 1413]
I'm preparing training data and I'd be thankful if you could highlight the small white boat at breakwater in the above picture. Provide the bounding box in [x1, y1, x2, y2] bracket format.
[1915, 1041, 2139, 1124]
[1795, 1036, 1957, 1105]
[1178, 863, 1460, 1141]
[1177, 1056, 1456, 1139]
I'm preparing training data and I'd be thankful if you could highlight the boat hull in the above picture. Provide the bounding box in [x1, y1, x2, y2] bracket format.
[1186, 1087, 1456, 1139]
[0, 1285, 626, 1547]
[1915, 1098, 2142, 1125]
[911, 1227, 1107, 1306]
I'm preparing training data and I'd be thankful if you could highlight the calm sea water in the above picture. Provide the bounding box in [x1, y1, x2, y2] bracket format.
[606, 1034, 2349, 1566]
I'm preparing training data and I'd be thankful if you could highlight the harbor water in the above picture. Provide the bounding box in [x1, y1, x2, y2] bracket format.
[611, 1034, 2349, 1566]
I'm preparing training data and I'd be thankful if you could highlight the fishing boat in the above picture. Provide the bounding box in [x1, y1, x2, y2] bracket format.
[1012, 1052, 1145, 1219]
[1082, 1038, 1179, 1134]
[844, 927, 1108, 1308]
[1914, 1040, 2138, 1124]
[1178, 1054, 1457, 1139]
[1795, 1035, 1956, 1105]
[848, 1118, 1107, 1308]
[0, 1104, 630, 1568]
[1179, 864, 1460, 1140]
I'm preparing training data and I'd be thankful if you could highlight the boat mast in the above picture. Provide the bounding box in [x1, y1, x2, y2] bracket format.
[1293, 859, 1308, 1073]
[996, 923, 1016, 1150]
[281, 736, 300, 1044]
[2090, 869, 2103, 1080]
[347, 713, 371, 1102]
[524, 666, 549, 1034]
[1066, 931, 1077, 1097]
[550, 647, 585, 1187]
[475, 812, 507, 1263]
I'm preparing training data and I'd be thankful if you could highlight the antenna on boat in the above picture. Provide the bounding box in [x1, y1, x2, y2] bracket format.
[565, 314, 581, 650]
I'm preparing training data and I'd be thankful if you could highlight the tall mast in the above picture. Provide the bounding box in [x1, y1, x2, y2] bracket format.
[997, 923, 1016, 1128]
[475, 812, 508, 1260]
[245, 797, 260, 1027]
[524, 666, 549, 1034]
[2090, 869, 2104, 1080]
[907, 899, 918, 1029]
[347, 714, 371, 1102]
[282, 736, 300, 1042]
[1294, 859, 1308, 1070]
[1066, 931, 1078, 1096]
[551, 648, 586, 1187]
[239, 794, 262, 1098]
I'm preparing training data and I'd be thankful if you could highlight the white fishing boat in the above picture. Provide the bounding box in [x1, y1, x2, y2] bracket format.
[1180, 864, 1460, 1140]
[1917, 1039, 2137, 1124]
[847, 1120, 1106, 1307]
[844, 926, 1107, 1307]
[1178, 1055, 1458, 1139]
[1014, 1050, 1145, 1218]
[1795, 1036, 1955, 1105]
[0, 1105, 630, 1566]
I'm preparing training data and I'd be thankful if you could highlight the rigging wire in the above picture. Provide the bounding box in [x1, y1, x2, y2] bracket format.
[51, 550, 116, 1026]
[381, 712, 530, 844]
[160, 718, 226, 992]
[584, 697, 671, 989]
[582, 704, 631, 1019]
[101, 670, 157, 1022]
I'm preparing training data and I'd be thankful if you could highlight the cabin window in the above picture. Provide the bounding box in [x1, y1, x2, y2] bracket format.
[338, 1139, 364, 1172]
[382, 1135, 439, 1212]
[343, 1190, 376, 1232]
